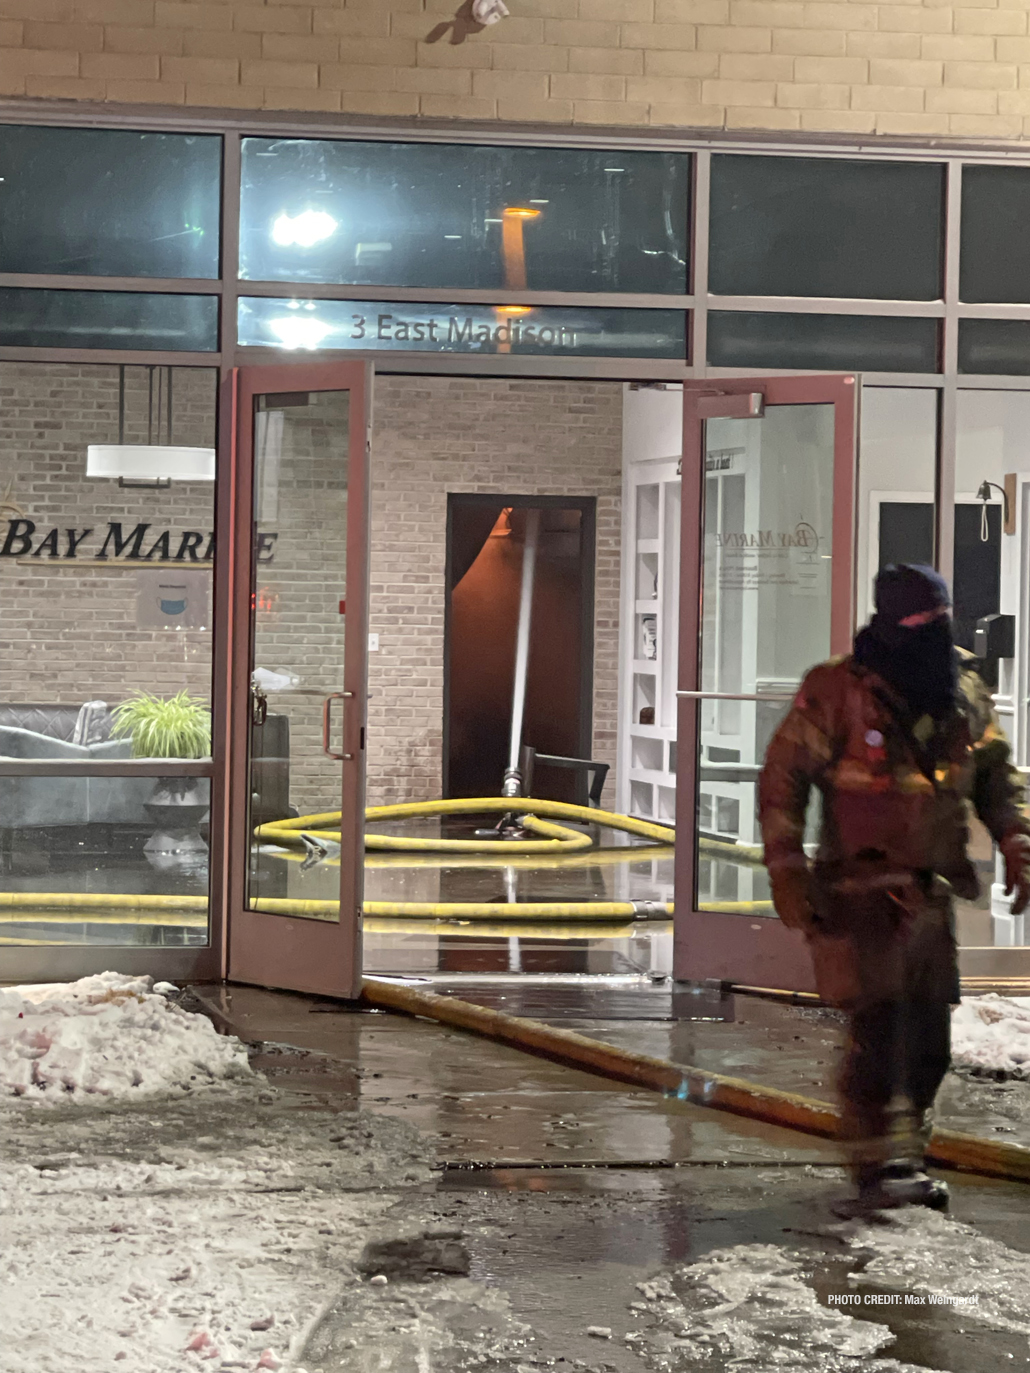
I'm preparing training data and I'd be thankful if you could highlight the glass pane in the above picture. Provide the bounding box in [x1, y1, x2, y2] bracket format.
[0, 125, 221, 279]
[960, 165, 1030, 304]
[248, 390, 350, 922]
[238, 296, 685, 360]
[695, 404, 835, 911]
[709, 154, 944, 300]
[958, 319, 1030, 375]
[239, 139, 689, 294]
[857, 387, 938, 624]
[707, 311, 938, 373]
[0, 362, 216, 947]
[0, 289, 218, 352]
[956, 390, 1029, 953]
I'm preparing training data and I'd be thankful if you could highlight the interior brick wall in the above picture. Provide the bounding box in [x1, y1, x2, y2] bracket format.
[0, 365, 622, 813]
[0, 1, 1027, 142]
[366, 375, 623, 808]
[0, 362, 218, 707]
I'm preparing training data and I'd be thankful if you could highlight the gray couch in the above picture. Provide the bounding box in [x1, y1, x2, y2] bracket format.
[0, 704, 155, 829]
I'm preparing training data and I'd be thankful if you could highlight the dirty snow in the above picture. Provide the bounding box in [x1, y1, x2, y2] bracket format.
[951, 994, 1030, 1079]
[631, 1246, 924, 1372]
[0, 972, 251, 1100]
[0, 1087, 436, 1373]
[633, 1205, 1030, 1371]
[845, 1206, 1030, 1336]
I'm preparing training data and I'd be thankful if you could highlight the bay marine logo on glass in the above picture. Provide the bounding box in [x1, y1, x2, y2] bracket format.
[0, 519, 279, 563]
[713, 523, 819, 550]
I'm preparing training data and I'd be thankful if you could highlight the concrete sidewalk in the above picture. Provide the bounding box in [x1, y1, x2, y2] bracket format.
[186, 980, 1030, 1373]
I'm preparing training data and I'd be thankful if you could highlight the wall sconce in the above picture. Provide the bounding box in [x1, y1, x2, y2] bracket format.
[976, 477, 1016, 541]
[86, 365, 215, 487]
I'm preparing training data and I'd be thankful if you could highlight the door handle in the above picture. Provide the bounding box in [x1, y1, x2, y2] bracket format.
[251, 686, 268, 726]
[322, 691, 355, 760]
[676, 691, 795, 701]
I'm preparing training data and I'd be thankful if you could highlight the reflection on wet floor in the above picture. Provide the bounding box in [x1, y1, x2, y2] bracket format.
[0, 829, 208, 946]
[203, 983, 839, 1168]
[194, 982, 1030, 1373]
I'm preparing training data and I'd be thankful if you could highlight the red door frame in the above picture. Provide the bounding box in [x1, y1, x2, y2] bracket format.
[220, 362, 372, 999]
[673, 374, 858, 990]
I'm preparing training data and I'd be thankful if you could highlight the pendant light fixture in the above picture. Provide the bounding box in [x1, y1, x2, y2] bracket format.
[86, 365, 216, 486]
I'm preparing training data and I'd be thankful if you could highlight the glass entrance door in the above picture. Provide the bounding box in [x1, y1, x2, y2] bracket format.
[226, 363, 371, 998]
[674, 376, 857, 990]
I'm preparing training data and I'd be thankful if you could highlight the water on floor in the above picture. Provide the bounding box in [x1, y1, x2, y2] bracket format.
[189, 983, 1030, 1373]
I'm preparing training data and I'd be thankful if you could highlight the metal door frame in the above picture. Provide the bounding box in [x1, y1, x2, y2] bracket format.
[224, 361, 372, 999]
[673, 373, 858, 990]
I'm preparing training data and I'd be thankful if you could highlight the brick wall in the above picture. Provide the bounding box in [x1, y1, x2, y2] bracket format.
[0, 364, 622, 814]
[0, 362, 217, 708]
[367, 375, 623, 808]
[0, 1, 1027, 142]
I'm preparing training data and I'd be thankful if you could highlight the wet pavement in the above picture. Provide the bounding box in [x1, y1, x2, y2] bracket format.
[186, 981, 1030, 1373]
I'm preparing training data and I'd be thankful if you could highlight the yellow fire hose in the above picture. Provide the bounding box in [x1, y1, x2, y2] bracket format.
[256, 796, 676, 853]
[362, 977, 1030, 1185]
[0, 797, 773, 922]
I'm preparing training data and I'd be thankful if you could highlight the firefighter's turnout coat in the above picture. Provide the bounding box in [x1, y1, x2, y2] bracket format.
[759, 656, 1028, 1007]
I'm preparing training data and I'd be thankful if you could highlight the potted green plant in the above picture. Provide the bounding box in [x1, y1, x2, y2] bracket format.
[111, 691, 212, 859]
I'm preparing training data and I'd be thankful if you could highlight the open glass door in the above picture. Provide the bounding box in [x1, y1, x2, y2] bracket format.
[226, 363, 371, 998]
[674, 375, 857, 991]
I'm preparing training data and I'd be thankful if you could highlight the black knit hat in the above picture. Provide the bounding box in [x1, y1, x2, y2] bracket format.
[874, 563, 951, 624]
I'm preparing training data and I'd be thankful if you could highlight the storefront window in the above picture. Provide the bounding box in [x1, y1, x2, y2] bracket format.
[958, 319, 1030, 375]
[707, 311, 939, 373]
[0, 362, 217, 948]
[0, 289, 219, 352]
[239, 139, 689, 294]
[0, 125, 221, 279]
[238, 296, 687, 359]
[709, 154, 944, 301]
[960, 165, 1030, 305]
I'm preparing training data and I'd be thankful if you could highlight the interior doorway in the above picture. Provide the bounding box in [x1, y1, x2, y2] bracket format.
[444, 495, 596, 803]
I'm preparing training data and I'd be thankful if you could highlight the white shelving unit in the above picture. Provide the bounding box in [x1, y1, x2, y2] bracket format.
[617, 385, 682, 824]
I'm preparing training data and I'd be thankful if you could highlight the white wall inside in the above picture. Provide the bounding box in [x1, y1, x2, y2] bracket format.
[856, 386, 937, 624]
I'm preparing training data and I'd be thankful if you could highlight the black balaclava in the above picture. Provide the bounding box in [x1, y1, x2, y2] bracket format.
[853, 564, 957, 720]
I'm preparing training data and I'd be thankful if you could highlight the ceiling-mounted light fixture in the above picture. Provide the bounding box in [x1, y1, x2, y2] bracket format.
[271, 209, 338, 248]
[269, 315, 333, 350]
[472, 0, 509, 23]
[86, 365, 216, 486]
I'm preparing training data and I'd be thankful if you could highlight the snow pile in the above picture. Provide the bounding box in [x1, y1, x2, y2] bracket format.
[951, 994, 1030, 1078]
[849, 1207, 1030, 1336]
[0, 971, 251, 1100]
[630, 1246, 918, 1371]
[0, 1101, 434, 1373]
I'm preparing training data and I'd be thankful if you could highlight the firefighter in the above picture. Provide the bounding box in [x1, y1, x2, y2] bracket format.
[759, 564, 1030, 1215]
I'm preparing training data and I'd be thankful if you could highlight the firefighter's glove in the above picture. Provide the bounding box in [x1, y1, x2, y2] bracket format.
[769, 867, 816, 933]
[1000, 832, 1030, 916]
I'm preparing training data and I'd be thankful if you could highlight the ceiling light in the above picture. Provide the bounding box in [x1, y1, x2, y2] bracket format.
[86, 364, 214, 486]
[87, 446, 215, 482]
[271, 209, 338, 248]
[269, 316, 333, 350]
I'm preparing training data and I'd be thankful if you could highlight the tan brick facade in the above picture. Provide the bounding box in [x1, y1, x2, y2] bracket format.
[1, 1, 1029, 141]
